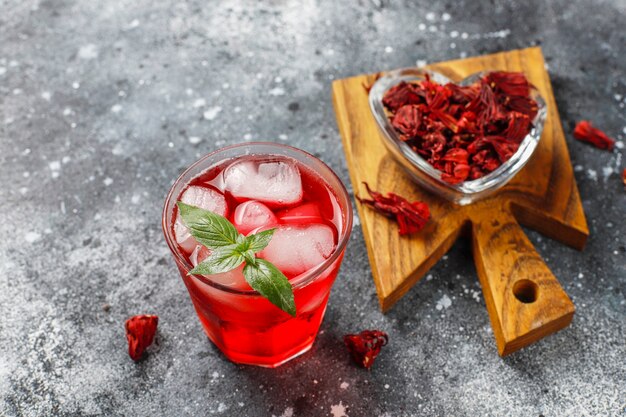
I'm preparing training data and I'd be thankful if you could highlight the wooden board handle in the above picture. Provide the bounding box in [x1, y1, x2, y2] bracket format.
[471, 207, 575, 356]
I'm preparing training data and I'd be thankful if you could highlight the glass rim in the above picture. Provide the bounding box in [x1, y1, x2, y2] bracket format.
[161, 141, 354, 296]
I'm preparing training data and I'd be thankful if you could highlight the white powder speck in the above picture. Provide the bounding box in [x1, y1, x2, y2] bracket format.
[428, 25, 438, 32]
[450, 42, 456, 49]
[461, 32, 469, 39]
[222, 82, 230, 89]
[9, 60, 18, 67]
[450, 30, 459, 38]
[72, 81, 80, 89]
[185, 88, 194, 96]
[13, 88, 22, 95]
[192, 98, 206, 108]
[129, 19, 140, 28]
[353, 213, 360, 226]
[587, 169, 598, 181]
[41, 91, 52, 101]
[111, 104, 122, 113]
[279, 407, 294, 417]
[602, 166, 613, 180]
[418, 23, 426, 30]
[622, 127, 626, 135]
[71, 122, 76, 129]
[212, 371, 219, 378]
[615, 94, 623, 101]
[578, 273, 584, 278]
[103, 177, 114, 186]
[243, 133, 252, 141]
[234, 106, 241, 113]
[384, 46, 393, 53]
[0, 67, 6, 76]
[340, 382, 349, 389]
[19, 187, 28, 195]
[118, 90, 126, 97]
[25, 232, 41, 243]
[63, 108, 72, 116]
[330, 402, 348, 417]
[131, 194, 140, 204]
[436, 294, 452, 310]
[203, 106, 222, 120]
[416, 59, 428, 67]
[425, 12, 436, 21]
[168, 142, 174, 148]
[269, 87, 286, 96]
[217, 403, 228, 413]
[78, 44, 99, 60]
[188, 136, 201, 144]
[62, 156, 71, 164]
[274, 76, 283, 83]
[278, 134, 288, 141]
[23, 172, 30, 178]
[384, 384, 390, 389]
[442, 12, 451, 21]
[616, 141, 624, 149]
[426, 274, 433, 281]
[574, 165, 584, 172]
[49, 161, 61, 171]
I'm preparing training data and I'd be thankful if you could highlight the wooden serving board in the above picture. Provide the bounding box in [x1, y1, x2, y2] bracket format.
[332, 47, 589, 356]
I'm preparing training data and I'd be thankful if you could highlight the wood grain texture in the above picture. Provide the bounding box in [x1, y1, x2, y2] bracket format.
[331, 47, 588, 356]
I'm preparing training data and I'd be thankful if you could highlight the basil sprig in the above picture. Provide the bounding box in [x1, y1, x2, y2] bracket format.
[177, 202, 296, 316]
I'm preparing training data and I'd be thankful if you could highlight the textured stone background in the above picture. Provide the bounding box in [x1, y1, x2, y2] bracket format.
[1, 0, 625, 416]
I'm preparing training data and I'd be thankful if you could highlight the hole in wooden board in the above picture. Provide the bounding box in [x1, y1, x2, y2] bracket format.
[513, 279, 538, 303]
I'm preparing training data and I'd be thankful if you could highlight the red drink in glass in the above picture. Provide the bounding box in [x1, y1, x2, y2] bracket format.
[162, 143, 353, 367]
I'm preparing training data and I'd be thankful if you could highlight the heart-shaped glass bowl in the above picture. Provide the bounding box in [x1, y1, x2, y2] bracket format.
[369, 68, 547, 205]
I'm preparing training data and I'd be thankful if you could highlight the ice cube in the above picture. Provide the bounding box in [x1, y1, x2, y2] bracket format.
[233, 201, 278, 235]
[189, 245, 249, 290]
[174, 185, 228, 254]
[257, 223, 336, 278]
[223, 158, 303, 207]
[276, 202, 323, 224]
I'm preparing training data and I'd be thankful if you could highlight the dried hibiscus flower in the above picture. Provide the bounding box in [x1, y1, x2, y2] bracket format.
[344, 330, 388, 369]
[125, 315, 159, 361]
[573, 120, 615, 151]
[357, 182, 430, 236]
[381, 71, 539, 184]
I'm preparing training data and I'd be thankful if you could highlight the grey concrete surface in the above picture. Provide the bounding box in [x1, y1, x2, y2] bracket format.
[1, 0, 625, 416]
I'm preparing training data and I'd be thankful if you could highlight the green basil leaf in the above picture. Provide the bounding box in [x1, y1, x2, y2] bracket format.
[189, 244, 244, 275]
[246, 228, 276, 253]
[177, 202, 240, 248]
[243, 259, 296, 317]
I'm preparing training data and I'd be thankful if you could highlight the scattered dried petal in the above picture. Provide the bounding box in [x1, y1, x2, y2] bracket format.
[344, 330, 388, 369]
[125, 315, 159, 361]
[357, 183, 430, 236]
[573, 120, 615, 151]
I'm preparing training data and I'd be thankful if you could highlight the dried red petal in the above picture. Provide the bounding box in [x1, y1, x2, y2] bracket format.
[485, 71, 531, 97]
[382, 82, 424, 112]
[343, 330, 388, 369]
[623, 168, 626, 187]
[573, 121, 615, 151]
[125, 315, 158, 361]
[442, 148, 469, 164]
[358, 183, 430, 236]
[504, 112, 532, 142]
[391, 105, 422, 139]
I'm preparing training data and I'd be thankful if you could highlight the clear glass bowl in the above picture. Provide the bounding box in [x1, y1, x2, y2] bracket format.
[368, 68, 547, 205]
